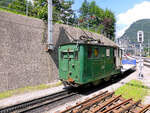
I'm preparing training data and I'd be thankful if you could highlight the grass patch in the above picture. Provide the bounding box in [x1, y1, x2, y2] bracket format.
[115, 80, 149, 101]
[0, 81, 62, 100]
[0, 7, 26, 16]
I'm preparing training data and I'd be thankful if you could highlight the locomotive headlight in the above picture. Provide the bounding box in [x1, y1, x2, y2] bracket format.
[69, 72, 72, 75]
[72, 64, 75, 68]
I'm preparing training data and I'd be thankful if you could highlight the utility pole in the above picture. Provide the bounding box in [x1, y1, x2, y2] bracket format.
[26, 2, 28, 16]
[48, 0, 54, 51]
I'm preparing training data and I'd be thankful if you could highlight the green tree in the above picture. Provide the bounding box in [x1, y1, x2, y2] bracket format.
[32, 0, 48, 20]
[79, 0, 90, 28]
[79, 1, 116, 41]
[8, 0, 33, 15]
[88, 1, 104, 33]
[102, 9, 116, 40]
[52, 0, 61, 22]
[7, 0, 74, 23]
[59, 0, 74, 24]
[32, 0, 74, 23]
[80, 0, 89, 17]
[0, 0, 12, 7]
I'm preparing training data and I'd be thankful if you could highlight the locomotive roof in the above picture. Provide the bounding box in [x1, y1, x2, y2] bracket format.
[60, 42, 119, 48]
[53, 24, 119, 48]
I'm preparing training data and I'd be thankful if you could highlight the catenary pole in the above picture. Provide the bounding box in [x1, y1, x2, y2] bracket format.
[26, 2, 28, 16]
[48, 0, 53, 50]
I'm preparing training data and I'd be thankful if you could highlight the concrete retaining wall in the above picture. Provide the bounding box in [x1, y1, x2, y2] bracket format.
[0, 11, 59, 92]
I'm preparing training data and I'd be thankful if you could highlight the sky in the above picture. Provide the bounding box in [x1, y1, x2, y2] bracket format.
[72, 0, 150, 38]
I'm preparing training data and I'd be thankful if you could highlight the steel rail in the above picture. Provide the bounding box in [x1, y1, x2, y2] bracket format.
[144, 63, 150, 68]
[60, 91, 108, 113]
[144, 59, 150, 68]
[0, 90, 75, 113]
[144, 59, 150, 64]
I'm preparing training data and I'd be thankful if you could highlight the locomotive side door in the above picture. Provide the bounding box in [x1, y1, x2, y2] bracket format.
[115, 48, 121, 69]
[60, 49, 79, 82]
[67, 50, 79, 82]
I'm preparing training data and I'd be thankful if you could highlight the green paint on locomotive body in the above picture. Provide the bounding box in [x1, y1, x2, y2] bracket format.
[58, 43, 121, 86]
[58, 43, 81, 84]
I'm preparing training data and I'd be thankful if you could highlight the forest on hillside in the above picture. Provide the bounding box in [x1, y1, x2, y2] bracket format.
[0, 0, 116, 41]
[120, 19, 150, 46]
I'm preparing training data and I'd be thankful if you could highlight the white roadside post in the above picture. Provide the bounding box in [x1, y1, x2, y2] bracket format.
[137, 31, 144, 79]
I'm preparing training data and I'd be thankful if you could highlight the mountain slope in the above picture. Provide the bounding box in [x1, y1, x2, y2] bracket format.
[120, 19, 150, 46]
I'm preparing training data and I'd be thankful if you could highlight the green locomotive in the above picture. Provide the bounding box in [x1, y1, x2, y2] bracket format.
[58, 38, 122, 87]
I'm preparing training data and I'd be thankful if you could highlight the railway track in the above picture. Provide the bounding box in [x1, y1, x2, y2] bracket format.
[128, 56, 150, 68]
[59, 91, 150, 113]
[144, 63, 150, 68]
[144, 59, 150, 68]
[0, 70, 134, 113]
[0, 90, 76, 113]
[0, 54, 147, 113]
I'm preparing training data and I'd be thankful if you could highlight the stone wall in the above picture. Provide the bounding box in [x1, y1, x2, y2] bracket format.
[0, 11, 117, 92]
[0, 11, 59, 92]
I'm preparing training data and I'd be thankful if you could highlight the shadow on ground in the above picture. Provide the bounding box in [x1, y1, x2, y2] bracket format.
[65, 69, 135, 95]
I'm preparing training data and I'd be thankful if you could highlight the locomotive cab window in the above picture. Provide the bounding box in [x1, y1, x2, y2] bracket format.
[61, 52, 67, 59]
[88, 47, 92, 58]
[74, 51, 78, 59]
[118, 49, 120, 57]
[114, 49, 117, 57]
[94, 48, 99, 58]
[61, 51, 78, 59]
[119, 49, 122, 58]
[106, 48, 110, 56]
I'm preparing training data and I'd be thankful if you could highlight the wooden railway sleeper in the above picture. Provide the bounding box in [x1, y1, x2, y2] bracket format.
[72, 92, 114, 113]
[113, 100, 141, 113]
[90, 95, 121, 113]
[112, 101, 133, 113]
[130, 103, 148, 113]
[81, 92, 111, 107]
[98, 98, 132, 113]
[137, 104, 150, 113]
[107, 99, 133, 113]
[59, 91, 108, 113]
[58, 91, 150, 113]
